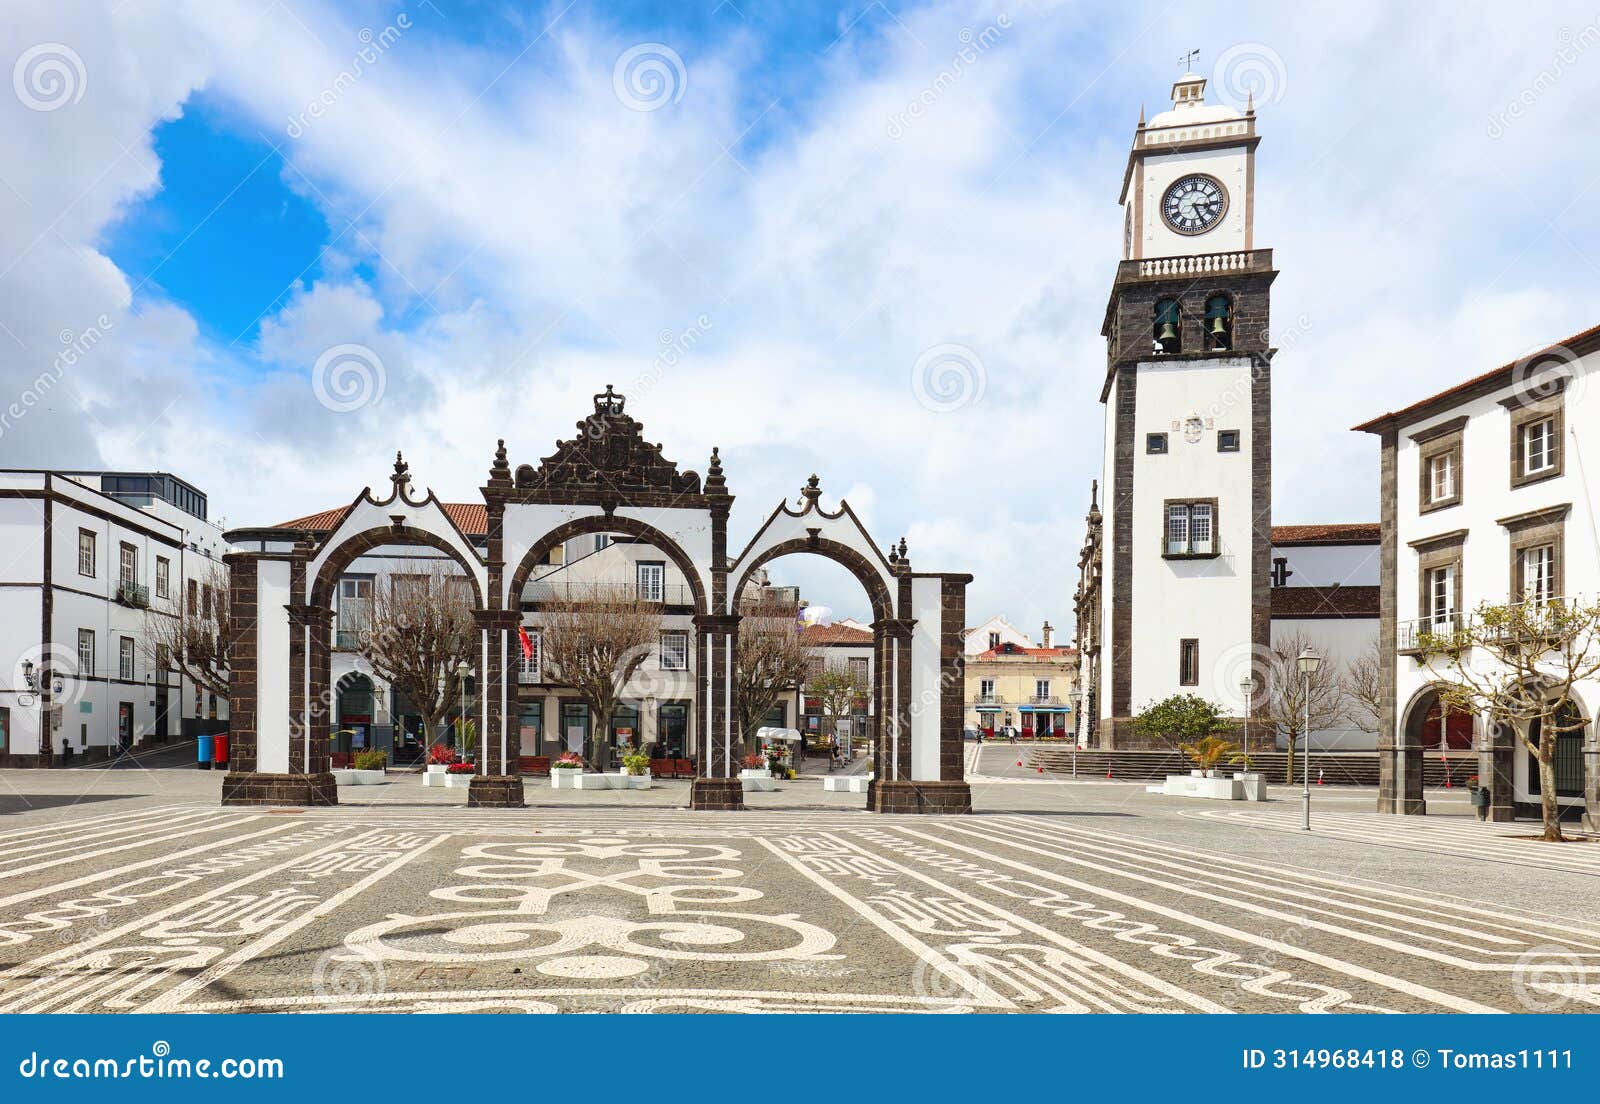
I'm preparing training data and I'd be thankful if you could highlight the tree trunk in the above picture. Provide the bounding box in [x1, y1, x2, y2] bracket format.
[1284, 733, 1296, 785]
[1537, 744, 1566, 842]
[591, 706, 610, 772]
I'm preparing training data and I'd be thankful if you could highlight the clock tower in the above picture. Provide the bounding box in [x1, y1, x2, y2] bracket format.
[1093, 68, 1276, 746]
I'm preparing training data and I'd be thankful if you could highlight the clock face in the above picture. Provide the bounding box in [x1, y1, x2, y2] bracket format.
[1161, 174, 1227, 235]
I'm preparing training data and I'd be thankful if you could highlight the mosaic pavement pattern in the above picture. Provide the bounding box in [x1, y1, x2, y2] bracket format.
[0, 802, 1597, 1013]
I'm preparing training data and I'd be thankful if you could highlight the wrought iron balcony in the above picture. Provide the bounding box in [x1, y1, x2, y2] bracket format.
[334, 629, 364, 651]
[116, 581, 149, 608]
[1397, 612, 1465, 654]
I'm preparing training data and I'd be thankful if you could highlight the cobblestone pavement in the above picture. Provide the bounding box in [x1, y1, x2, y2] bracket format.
[0, 753, 1595, 1014]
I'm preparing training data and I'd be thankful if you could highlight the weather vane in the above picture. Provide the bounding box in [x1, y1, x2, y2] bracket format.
[1179, 48, 1200, 72]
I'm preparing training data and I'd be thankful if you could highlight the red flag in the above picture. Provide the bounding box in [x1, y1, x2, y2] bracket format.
[518, 625, 534, 660]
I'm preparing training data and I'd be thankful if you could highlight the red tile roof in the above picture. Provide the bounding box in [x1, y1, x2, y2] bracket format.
[1353, 321, 1600, 432]
[1271, 523, 1379, 545]
[1269, 584, 1380, 618]
[275, 503, 488, 537]
[972, 644, 1077, 661]
[799, 624, 874, 646]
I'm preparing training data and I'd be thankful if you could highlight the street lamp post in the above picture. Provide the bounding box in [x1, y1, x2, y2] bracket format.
[1295, 648, 1321, 831]
[1238, 675, 1254, 761]
[456, 660, 473, 774]
[1068, 688, 1083, 778]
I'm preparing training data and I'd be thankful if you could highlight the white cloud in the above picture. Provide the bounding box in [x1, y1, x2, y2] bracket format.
[1, 0, 1598, 635]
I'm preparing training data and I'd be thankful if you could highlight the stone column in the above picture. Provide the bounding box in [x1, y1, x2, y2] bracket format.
[869, 606, 972, 815]
[221, 554, 336, 806]
[690, 612, 743, 810]
[1583, 724, 1599, 834]
[469, 609, 524, 808]
[1478, 718, 1515, 823]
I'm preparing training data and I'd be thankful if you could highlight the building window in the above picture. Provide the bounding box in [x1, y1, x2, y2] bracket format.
[77, 629, 94, 677]
[78, 529, 96, 577]
[337, 577, 373, 647]
[1424, 563, 1457, 629]
[659, 631, 688, 670]
[1427, 451, 1456, 505]
[1521, 416, 1557, 476]
[155, 556, 170, 599]
[849, 656, 869, 682]
[979, 678, 996, 700]
[187, 578, 198, 616]
[1519, 543, 1556, 605]
[987, 631, 1000, 649]
[1217, 429, 1240, 452]
[519, 629, 542, 680]
[1034, 678, 1051, 701]
[1146, 433, 1168, 455]
[636, 562, 665, 602]
[118, 542, 137, 587]
[1179, 639, 1199, 686]
[1414, 418, 1466, 512]
[1164, 500, 1216, 557]
[118, 636, 135, 681]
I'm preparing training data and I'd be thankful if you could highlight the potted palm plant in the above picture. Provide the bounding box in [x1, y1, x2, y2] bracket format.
[619, 746, 652, 789]
[350, 748, 388, 785]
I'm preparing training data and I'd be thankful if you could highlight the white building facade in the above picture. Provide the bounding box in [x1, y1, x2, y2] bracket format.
[0, 470, 229, 766]
[1358, 326, 1600, 828]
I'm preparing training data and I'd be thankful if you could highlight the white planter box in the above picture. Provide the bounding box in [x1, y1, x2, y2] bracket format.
[425, 764, 449, 775]
[739, 769, 777, 792]
[351, 769, 385, 786]
[1233, 772, 1266, 802]
[443, 773, 474, 789]
[620, 771, 652, 790]
[821, 775, 872, 793]
[550, 769, 584, 789]
[572, 772, 617, 790]
[330, 768, 355, 785]
[423, 771, 447, 787]
[1161, 774, 1244, 800]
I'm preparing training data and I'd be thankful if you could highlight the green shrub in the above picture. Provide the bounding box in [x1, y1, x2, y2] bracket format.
[353, 749, 387, 771]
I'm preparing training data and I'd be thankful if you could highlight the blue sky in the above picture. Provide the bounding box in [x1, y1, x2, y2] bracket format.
[6, 1, 1600, 629]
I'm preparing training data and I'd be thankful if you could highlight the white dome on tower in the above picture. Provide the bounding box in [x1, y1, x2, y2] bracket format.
[1145, 72, 1245, 129]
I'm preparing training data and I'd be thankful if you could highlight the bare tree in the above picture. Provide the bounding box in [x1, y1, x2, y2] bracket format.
[1260, 632, 1345, 784]
[1419, 598, 1600, 842]
[143, 562, 233, 700]
[358, 567, 476, 762]
[733, 598, 811, 754]
[1342, 635, 1383, 735]
[539, 585, 662, 769]
[809, 664, 869, 753]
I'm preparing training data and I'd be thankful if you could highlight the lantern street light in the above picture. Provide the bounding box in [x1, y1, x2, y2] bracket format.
[1068, 688, 1083, 778]
[1295, 648, 1321, 830]
[1238, 675, 1255, 760]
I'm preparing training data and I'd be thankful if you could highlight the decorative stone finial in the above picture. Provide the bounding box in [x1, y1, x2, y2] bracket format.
[594, 384, 625, 415]
[705, 446, 727, 495]
[800, 474, 821, 508]
[489, 438, 512, 486]
[897, 537, 909, 562]
[391, 451, 410, 495]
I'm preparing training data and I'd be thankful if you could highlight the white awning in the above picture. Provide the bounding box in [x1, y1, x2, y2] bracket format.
[756, 726, 804, 742]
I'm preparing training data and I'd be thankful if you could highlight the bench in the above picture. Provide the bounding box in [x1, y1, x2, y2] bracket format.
[519, 756, 551, 777]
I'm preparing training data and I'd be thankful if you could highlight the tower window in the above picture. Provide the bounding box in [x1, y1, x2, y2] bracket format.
[1153, 299, 1180, 354]
[1217, 430, 1240, 452]
[1204, 294, 1233, 350]
[1164, 500, 1218, 558]
[1178, 639, 1199, 686]
[1146, 433, 1168, 454]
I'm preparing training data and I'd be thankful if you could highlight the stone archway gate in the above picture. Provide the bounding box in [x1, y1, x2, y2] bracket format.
[221, 387, 971, 813]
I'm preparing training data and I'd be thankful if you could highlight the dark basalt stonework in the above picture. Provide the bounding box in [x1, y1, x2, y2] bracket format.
[220, 771, 338, 807]
[467, 775, 526, 808]
[689, 777, 746, 811]
[869, 780, 973, 814]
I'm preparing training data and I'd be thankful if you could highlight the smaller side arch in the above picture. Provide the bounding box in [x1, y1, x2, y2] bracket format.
[729, 537, 894, 622]
[308, 526, 487, 610]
